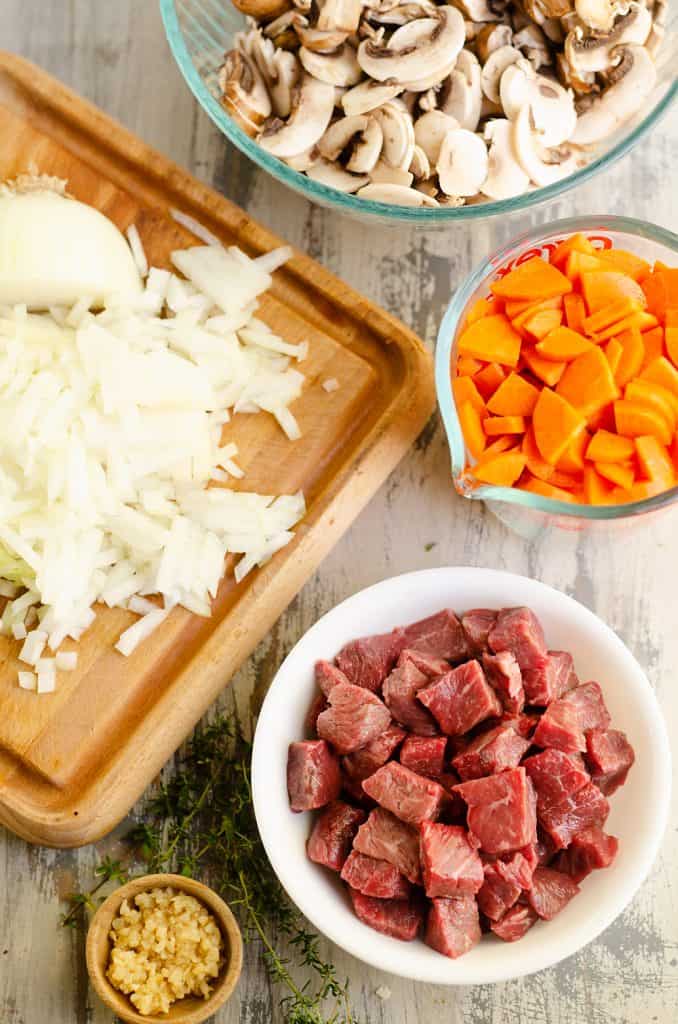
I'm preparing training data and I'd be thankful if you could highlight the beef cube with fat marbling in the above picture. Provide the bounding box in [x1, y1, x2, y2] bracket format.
[418, 661, 502, 736]
[341, 850, 411, 899]
[477, 862, 522, 921]
[362, 761, 447, 827]
[401, 609, 469, 662]
[549, 650, 580, 696]
[420, 822, 484, 898]
[383, 654, 439, 736]
[451, 724, 530, 781]
[335, 630, 404, 692]
[533, 681, 611, 753]
[462, 609, 498, 655]
[523, 650, 580, 706]
[353, 807, 422, 883]
[523, 748, 591, 813]
[350, 888, 423, 941]
[399, 735, 447, 777]
[488, 607, 549, 672]
[400, 648, 451, 678]
[496, 847, 537, 888]
[482, 651, 525, 714]
[314, 659, 351, 697]
[317, 683, 391, 755]
[306, 801, 366, 871]
[527, 866, 580, 920]
[585, 728, 635, 795]
[287, 740, 341, 812]
[490, 903, 539, 942]
[503, 712, 540, 738]
[341, 725, 406, 788]
[538, 781, 610, 850]
[454, 767, 537, 854]
[425, 896, 481, 959]
[553, 827, 619, 883]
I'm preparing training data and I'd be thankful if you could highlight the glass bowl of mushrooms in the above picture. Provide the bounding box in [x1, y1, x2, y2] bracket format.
[161, 0, 677, 224]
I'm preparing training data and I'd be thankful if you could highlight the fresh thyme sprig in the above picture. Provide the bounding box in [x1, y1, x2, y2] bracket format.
[62, 714, 360, 1024]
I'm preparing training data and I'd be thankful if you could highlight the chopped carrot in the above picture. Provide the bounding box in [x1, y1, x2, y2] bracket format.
[505, 295, 563, 320]
[625, 379, 676, 431]
[474, 362, 506, 400]
[458, 314, 522, 367]
[656, 268, 678, 305]
[491, 258, 572, 302]
[640, 356, 678, 396]
[550, 468, 580, 490]
[586, 403, 616, 433]
[581, 297, 641, 336]
[604, 338, 623, 376]
[608, 480, 666, 504]
[640, 326, 664, 369]
[566, 251, 610, 282]
[458, 401, 486, 459]
[487, 372, 540, 416]
[533, 388, 586, 466]
[597, 249, 651, 282]
[593, 311, 658, 342]
[665, 309, 678, 328]
[473, 451, 527, 486]
[563, 293, 586, 334]
[482, 436, 517, 458]
[556, 346, 618, 417]
[466, 296, 503, 323]
[614, 399, 673, 446]
[522, 476, 578, 502]
[484, 415, 526, 436]
[586, 428, 635, 463]
[521, 307, 563, 340]
[635, 436, 675, 486]
[614, 328, 645, 387]
[580, 271, 646, 315]
[550, 233, 596, 269]
[665, 326, 678, 368]
[522, 347, 566, 387]
[522, 426, 554, 482]
[535, 326, 594, 362]
[453, 376, 485, 414]
[595, 461, 635, 490]
[457, 356, 484, 376]
[583, 466, 614, 505]
[557, 429, 589, 473]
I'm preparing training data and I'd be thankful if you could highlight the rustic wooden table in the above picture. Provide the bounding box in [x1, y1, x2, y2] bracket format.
[3, 3, 678, 1022]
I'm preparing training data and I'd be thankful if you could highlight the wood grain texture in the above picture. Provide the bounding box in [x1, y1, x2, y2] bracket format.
[3, 2, 678, 1023]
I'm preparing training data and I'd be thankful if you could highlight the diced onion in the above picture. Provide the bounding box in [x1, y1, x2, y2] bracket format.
[126, 224, 149, 278]
[322, 378, 340, 393]
[115, 608, 169, 657]
[18, 671, 36, 691]
[55, 651, 78, 671]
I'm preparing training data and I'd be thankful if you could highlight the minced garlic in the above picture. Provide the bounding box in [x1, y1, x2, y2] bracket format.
[106, 887, 223, 1016]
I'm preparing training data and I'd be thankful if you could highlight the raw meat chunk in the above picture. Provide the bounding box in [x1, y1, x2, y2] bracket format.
[399, 735, 447, 777]
[420, 822, 484, 898]
[539, 781, 610, 850]
[335, 630, 404, 692]
[452, 724, 530, 781]
[554, 827, 619, 882]
[402, 609, 469, 662]
[317, 683, 391, 754]
[477, 862, 522, 921]
[307, 801, 366, 871]
[418, 661, 502, 736]
[533, 681, 611, 753]
[586, 728, 635, 795]
[503, 712, 540, 738]
[494, 847, 537, 889]
[482, 651, 525, 714]
[523, 749, 591, 812]
[462, 609, 498, 655]
[287, 740, 341, 812]
[315, 659, 350, 697]
[400, 648, 451, 678]
[342, 725, 406, 788]
[454, 768, 537, 854]
[488, 607, 549, 671]
[306, 692, 327, 733]
[549, 650, 580, 696]
[527, 866, 580, 920]
[425, 896, 481, 959]
[522, 659, 558, 706]
[353, 807, 422, 883]
[491, 904, 539, 942]
[362, 762, 446, 827]
[350, 889, 423, 941]
[383, 655, 439, 736]
[340, 850, 410, 899]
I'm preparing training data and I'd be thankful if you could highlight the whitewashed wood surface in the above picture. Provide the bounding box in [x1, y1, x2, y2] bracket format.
[3, 3, 678, 1022]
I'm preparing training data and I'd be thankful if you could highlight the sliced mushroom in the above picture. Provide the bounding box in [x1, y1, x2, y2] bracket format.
[409, 143, 432, 178]
[418, 88, 439, 111]
[512, 23, 552, 69]
[512, 101, 578, 184]
[285, 145, 321, 170]
[401, 55, 461, 91]
[367, 1, 438, 24]
[565, 3, 652, 74]
[299, 42, 362, 84]
[415, 178, 439, 196]
[357, 6, 466, 84]
[341, 78, 403, 114]
[371, 101, 416, 168]
[574, 0, 621, 32]
[295, 22, 350, 51]
[307, 158, 370, 190]
[475, 24, 514, 64]
[439, 50, 483, 130]
[414, 109, 459, 163]
[357, 182, 440, 205]
[260, 74, 336, 156]
[499, 58, 535, 119]
[317, 0, 364, 33]
[347, 116, 384, 171]
[571, 44, 657, 144]
[437, 127, 490, 195]
[450, 0, 504, 20]
[232, 0, 292, 21]
[369, 160, 415, 185]
[556, 51, 597, 94]
[264, 9, 306, 41]
[318, 114, 370, 159]
[482, 118, 531, 197]
[530, 73, 577, 146]
[480, 45, 523, 103]
[219, 52, 272, 133]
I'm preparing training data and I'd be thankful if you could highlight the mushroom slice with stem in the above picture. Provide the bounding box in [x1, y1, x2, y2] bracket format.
[269, 50, 302, 117]
[318, 114, 370, 159]
[530, 74, 577, 146]
[475, 24, 514, 64]
[357, 6, 466, 83]
[307, 158, 370, 190]
[482, 118, 531, 198]
[220, 51, 272, 134]
[357, 182, 440, 205]
[556, 52, 598, 94]
[317, 0, 364, 33]
[285, 145, 321, 170]
[512, 24, 552, 69]
[575, 0, 624, 33]
[480, 45, 523, 103]
[299, 42, 362, 85]
[512, 101, 578, 185]
[564, 3, 652, 75]
[368, 161, 415, 185]
[409, 143, 432, 179]
[414, 109, 459, 163]
[437, 127, 489, 195]
[264, 9, 306, 42]
[371, 101, 416, 168]
[347, 116, 384, 172]
[232, 0, 292, 21]
[439, 50, 483, 131]
[499, 58, 535, 119]
[368, 1, 439, 24]
[571, 44, 657, 144]
[341, 79, 403, 114]
[259, 74, 337, 156]
[451, 0, 504, 20]
[295, 23, 350, 51]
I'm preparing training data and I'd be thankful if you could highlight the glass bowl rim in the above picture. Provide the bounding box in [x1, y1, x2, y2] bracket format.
[435, 214, 678, 520]
[160, 0, 678, 226]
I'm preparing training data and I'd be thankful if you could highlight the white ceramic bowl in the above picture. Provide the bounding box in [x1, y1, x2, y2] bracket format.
[252, 567, 671, 985]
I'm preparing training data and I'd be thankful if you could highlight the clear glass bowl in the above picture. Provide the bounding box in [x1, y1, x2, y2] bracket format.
[435, 215, 678, 537]
[160, 0, 678, 226]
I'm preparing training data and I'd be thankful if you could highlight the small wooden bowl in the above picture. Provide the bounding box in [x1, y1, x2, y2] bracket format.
[86, 873, 243, 1024]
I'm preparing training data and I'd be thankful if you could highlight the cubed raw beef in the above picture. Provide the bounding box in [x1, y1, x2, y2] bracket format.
[454, 768, 537, 854]
[495, 848, 537, 888]
[425, 896, 481, 959]
[350, 888, 423, 941]
[533, 681, 611, 753]
[341, 724, 406, 793]
[287, 740, 341, 812]
[315, 659, 350, 697]
[554, 827, 619, 883]
[383, 655, 439, 736]
[353, 807, 422, 883]
[462, 609, 498, 655]
[400, 735, 447, 777]
[503, 712, 541, 738]
[488, 607, 549, 672]
[527, 866, 580, 920]
[306, 692, 328, 733]
[317, 683, 391, 754]
[536, 832, 559, 866]
[400, 648, 451, 678]
[418, 661, 502, 736]
[524, 650, 581, 705]
[335, 630, 404, 692]
[549, 650, 580, 696]
[585, 728, 635, 795]
[362, 762, 446, 827]
[307, 801, 366, 871]
[539, 781, 610, 850]
[420, 822, 483, 898]
[477, 862, 522, 921]
[490, 904, 539, 942]
[451, 724, 530, 782]
[340, 850, 410, 899]
[401, 609, 469, 662]
[523, 748, 591, 813]
[482, 651, 525, 714]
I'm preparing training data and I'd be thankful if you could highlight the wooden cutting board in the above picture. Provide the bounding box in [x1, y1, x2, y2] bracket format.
[0, 53, 435, 848]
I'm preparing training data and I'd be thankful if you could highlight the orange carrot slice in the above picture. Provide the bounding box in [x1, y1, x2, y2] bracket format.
[533, 388, 586, 465]
[581, 297, 641, 336]
[640, 356, 678, 396]
[641, 271, 670, 320]
[556, 346, 619, 417]
[580, 271, 646, 315]
[557, 429, 589, 473]
[457, 356, 484, 376]
[505, 295, 563, 321]
[522, 347, 567, 387]
[484, 415, 526, 436]
[595, 461, 635, 490]
[566, 251, 610, 282]
[459, 401, 486, 459]
[597, 249, 651, 282]
[586, 429, 635, 463]
[614, 399, 672, 446]
[491, 258, 572, 302]
[482, 436, 518, 459]
[453, 376, 485, 414]
[535, 326, 594, 361]
[474, 362, 506, 400]
[522, 426, 555, 482]
[466, 296, 503, 323]
[635, 436, 675, 485]
[473, 451, 527, 486]
[563, 293, 586, 334]
[604, 338, 623, 376]
[522, 476, 578, 502]
[583, 466, 614, 504]
[665, 325, 678, 368]
[458, 314, 522, 367]
[614, 328, 645, 387]
[625, 379, 676, 430]
[551, 233, 596, 269]
[487, 372, 540, 416]
[593, 311, 658, 342]
[521, 308, 563, 341]
[640, 326, 664, 369]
